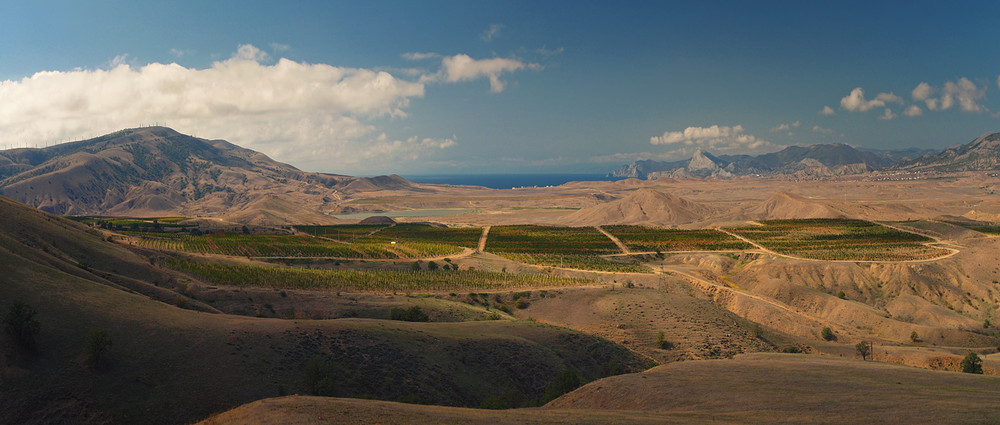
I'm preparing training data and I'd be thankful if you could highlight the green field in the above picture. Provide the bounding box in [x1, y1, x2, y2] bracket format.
[167, 259, 590, 291]
[69, 215, 194, 231]
[486, 225, 620, 255]
[356, 224, 482, 249]
[727, 219, 948, 261]
[131, 233, 399, 258]
[499, 253, 651, 273]
[294, 224, 388, 239]
[603, 225, 753, 252]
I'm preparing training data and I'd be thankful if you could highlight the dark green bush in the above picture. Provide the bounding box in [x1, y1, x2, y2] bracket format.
[821, 327, 835, 341]
[3, 301, 40, 351]
[390, 306, 429, 322]
[961, 352, 983, 374]
[540, 369, 581, 404]
[84, 329, 113, 369]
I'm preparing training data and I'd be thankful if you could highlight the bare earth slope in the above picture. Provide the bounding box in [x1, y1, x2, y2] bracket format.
[0, 196, 647, 425]
[559, 188, 715, 226]
[741, 191, 843, 220]
[0, 127, 431, 223]
[199, 353, 1000, 425]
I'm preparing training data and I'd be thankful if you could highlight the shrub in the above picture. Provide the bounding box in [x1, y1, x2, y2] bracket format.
[514, 298, 530, 309]
[540, 369, 581, 404]
[480, 389, 525, 409]
[910, 330, 919, 342]
[304, 355, 339, 396]
[961, 352, 983, 374]
[427, 261, 439, 271]
[390, 306, 429, 322]
[3, 301, 40, 351]
[856, 341, 871, 361]
[783, 346, 802, 353]
[655, 331, 672, 349]
[821, 327, 835, 341]
[837, 291, 846, 299]
[84, 329, 113, 368]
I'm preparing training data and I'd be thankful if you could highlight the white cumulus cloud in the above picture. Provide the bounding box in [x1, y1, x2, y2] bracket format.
[911, 78, 985, 112]
[818, 105, 835, 115]
[839, 87, 902, 112]
[878, 108, 896, 120]
[480, 24, 504, 42]
[402, 52, 441, 61]
[0, 44, 476, 174]
[650, 125, 782, 157]
[812, 125, 833, 134]
[770, 121, 800, 132]
[424, 54, 540, 93]
[903, 105, 922, 117]
[912, 82, 932, 101]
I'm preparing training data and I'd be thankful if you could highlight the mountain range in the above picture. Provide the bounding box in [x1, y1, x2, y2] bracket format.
[0, 127, 430, 223]
[609, 143, 941, 179]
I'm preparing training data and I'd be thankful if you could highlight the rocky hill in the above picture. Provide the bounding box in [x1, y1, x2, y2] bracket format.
[894, 132, 1000, 172]
[0, 127, 428, 222]
[609, 143, 903, 179]
[559, 188, 715, 226]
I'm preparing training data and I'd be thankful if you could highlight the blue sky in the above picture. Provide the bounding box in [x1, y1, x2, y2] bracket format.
[2, 1, 1000, 175]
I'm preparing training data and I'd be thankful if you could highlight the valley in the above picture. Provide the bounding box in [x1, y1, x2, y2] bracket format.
[4, 129, 1000, 424]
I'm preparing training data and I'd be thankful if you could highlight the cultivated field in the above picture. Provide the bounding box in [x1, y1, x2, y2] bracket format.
[603, 225, 753, 252]
[726, 218, 951, 261]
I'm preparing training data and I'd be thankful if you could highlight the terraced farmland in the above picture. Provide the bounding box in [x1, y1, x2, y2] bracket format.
[485, 225, 621, 255]
[499, 253, 650, 273]
[356, 224, 482, 247]
[166, 259, 591, 292]
[130, 233, 398, 258]
[603, 225, 753, 252]
[726, 219, 950, 261]
[294, 224, 387, 239]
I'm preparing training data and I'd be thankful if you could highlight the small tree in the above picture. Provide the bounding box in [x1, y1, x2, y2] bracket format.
[961, 352, 983, 374]
[837, 291, 846, 299]
[3, 301, 40, 351]
[390, 306, 429, 322]
[910, 331, 920, 343]
[821, 327, 835, 341]
[84, 329, 113, 369]
[856, 341, 871, 361]
[540, 369, 581, 404]
[427, 261, 439, 271]
[304, 355, 338, 396]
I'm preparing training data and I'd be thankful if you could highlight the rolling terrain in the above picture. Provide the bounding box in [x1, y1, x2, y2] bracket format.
[200, 354, 1000, 425]
[0, 127, 442, 223]
[6, 127, 1000, 424]
[0, 196, 649, 424]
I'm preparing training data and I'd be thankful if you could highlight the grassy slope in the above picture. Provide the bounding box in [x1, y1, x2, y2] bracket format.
[0, 196, 647, 424]
[199, 353, 1000, 425]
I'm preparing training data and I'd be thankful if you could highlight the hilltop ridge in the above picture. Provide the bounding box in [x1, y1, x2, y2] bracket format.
[0, 127, 428, 222]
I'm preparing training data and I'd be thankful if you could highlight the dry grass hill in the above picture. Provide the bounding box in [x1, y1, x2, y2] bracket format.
[199, 353, 1000, 425]
[0, 196, 648, 424]
[0, 127, 435, 223]
[559, 188, 715, 226]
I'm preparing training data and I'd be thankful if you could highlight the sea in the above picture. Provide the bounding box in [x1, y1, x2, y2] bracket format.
[402, 173, 625, 190]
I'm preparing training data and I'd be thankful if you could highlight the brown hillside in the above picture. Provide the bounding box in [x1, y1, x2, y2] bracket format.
[558, 188, 714, 226]
[0, 127, 430, 222]
[199, 353, 1000, 425]
[0, 196, 647, 424]
[743, 191, 842, 220]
